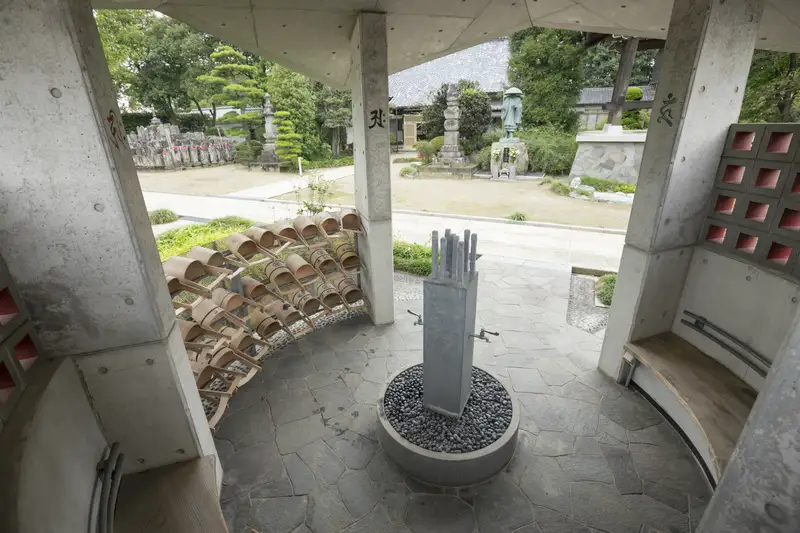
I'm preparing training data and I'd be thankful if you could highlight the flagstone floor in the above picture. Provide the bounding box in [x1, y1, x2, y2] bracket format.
[217, 259, 711, 533]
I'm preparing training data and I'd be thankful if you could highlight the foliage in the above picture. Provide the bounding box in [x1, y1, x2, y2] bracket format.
[300, 156, 354, 169]
[393, 156, 420, 163]
[475, 145, 492, 170]
[482, 127, 503, 146]
[621, 87, 648, 130]
[582, 40, 656, 88]
[393, 241, 433, 277]
[156, 216, 254, 260]
[458, 87, 493, 154]
[519, 128, 578, 175]
[266, 65, 326, 160]
[274, 111, 302, 166]
[580, 176, 636, 194]
[596, 273, 617, 306]
[399, 166, 419, 178]
[575, 188, 593, 198]
[225, 128, 247, 137]
[594, 118, 608, 131]
[121, 112, 209, 133]
[292, 172, 334, 215]
[509, 28, 584, 132]
[740, 50, 800, 123]
[96, 11, 219, 120]
[234, 140, 262, 166]
[316, 84, 352, 157]
[430, 136, 445, 153]
[507, 212, 527, 221]
[148, 209, 179, 225]
[540, 177, 571, 196]
[416, 141, 437, 164]
[195, 45, 263, 139]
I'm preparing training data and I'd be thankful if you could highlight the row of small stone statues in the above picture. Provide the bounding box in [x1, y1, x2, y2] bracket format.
[126, 117, 237, 170]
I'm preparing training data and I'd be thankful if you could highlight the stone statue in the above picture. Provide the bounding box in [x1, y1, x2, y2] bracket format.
[501, 87, 523, 141]
[260, 91, 279, 170]
[439, 83, 465, 165]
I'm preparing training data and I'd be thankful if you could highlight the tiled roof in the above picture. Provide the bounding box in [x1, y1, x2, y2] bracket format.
[388, 39, 510, 108]
[577, 86, 656, 105]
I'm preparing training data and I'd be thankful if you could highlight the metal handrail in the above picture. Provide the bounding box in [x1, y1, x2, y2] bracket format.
[680, 310, 770, 377]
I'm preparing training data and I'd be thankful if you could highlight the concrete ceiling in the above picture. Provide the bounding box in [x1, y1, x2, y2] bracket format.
[94, 0, 800, 88]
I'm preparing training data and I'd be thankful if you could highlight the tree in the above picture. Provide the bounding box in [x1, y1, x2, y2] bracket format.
[316, 85, 351, 158]
[265, 65, 328, 160]
[508, 28, 584, 132]
[740, 50, 800, 123]
[582, 40, 656, 88]
[421, 80, 482, 139]
[196, 46, 264, 139]
[274, 111, 302, 166]
[94, 10, 150, 100]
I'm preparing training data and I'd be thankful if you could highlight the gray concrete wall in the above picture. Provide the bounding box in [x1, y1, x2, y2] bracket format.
[672, 248, 800, 392]
[569, 141, 645, 183]
[0, 359, 107, 533]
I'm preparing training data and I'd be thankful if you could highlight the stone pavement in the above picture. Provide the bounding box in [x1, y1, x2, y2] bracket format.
[216, 258, 711, 533]
[225, 165, 354, 199]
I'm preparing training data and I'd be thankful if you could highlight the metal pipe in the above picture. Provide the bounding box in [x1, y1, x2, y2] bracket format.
[444, 228, 451, 239]
[682, 310, 771, 370]
[469, 233, 478, 274]
[107, 452, 125, 533]
[98, 442, 120, 533]
[449, 234, 459, 278]
[88, 446, 110, 533]
[456, 242, 464, 284]
[680, 319, 768, 377]
[463, 229, 471, 273]
[439, 236, 447, 278]
[431, 230, 439, 278]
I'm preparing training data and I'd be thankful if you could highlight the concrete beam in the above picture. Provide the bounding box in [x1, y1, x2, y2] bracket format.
[598, 0, 764, 379]
[350, 12, 394, 325]
[0, 0, 216, 474]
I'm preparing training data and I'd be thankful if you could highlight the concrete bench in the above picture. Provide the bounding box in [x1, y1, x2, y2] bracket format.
[625, 332, 757, 482]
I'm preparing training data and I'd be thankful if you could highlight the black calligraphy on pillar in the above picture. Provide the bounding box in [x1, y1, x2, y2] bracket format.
[657, 93, 677, 127]
[368, 109, 385, 129]
[105, 109, 127, 150]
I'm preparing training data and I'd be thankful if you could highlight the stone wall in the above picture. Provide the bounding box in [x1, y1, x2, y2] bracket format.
[126, 118, 236, 170]
[569, 131, 646, 183]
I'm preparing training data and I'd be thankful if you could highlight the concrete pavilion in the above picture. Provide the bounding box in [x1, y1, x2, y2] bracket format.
[2, 0, 800, 531]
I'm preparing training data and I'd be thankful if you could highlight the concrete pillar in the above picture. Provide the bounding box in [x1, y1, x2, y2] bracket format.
[606, 37, 639, 126]
[698, 305, 800, 532]
[350, 12, 394, 325]
[0, 0, 216, 474]
[598, 0, 764, 379]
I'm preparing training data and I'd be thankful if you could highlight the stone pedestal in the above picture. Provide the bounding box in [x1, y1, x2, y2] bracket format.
[439, 84, 465, 165]
[569, 125, 646, 183]
[490, 141, 528, 180]
[260, 92, 280, 171]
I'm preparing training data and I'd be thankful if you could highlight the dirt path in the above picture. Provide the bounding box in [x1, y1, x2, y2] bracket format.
[138, 165, 287, 196]
[280, 164, 632, 230]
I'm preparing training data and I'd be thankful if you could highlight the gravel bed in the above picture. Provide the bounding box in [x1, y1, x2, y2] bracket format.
[383, 364, 512, 453]
[566, 273, 609, 334]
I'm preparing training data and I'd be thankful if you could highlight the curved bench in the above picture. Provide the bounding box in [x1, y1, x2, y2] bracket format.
[626, 332, 757, 482]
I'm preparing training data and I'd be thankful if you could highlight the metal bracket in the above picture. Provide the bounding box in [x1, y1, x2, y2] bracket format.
[469, 328, 499, 343]
[407, 310, 423, 326]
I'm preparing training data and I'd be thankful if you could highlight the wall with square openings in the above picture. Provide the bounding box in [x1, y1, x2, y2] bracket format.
[0, 255, 43, 433]
[704, 123, 800, 278]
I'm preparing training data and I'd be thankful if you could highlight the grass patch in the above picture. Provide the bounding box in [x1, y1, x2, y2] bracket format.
[149, 208, 179, 225]
[156, 216, 254, 260]
[508, 212, 527, 221]
[581, 176, 636, 194]
[400, 166, 419, 178]
[540, 177, 571, 196]
[300, 156, 354, 169]
[393, 156, 420, 163]
[576, 188, 593, 198]
[596, 273, 617, 306]
[393, 240, 433, 277]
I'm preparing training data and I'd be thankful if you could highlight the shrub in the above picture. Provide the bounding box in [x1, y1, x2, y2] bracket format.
[205, 126, 224, 136]
[393, 240, 433, 277]
[416, 141, 437, 164]
[519, 127, 578, 175]
[594, 118, 608, 131]
[541, 177, 571, 196]
[626, 87, 644, 101]
[430, 136, 445, 153]
[459, 87, 493, 146]
[508, 212, 527, 221]
[173, 113, 206, 133]
[393, 156, 419, 163]
[482, 127, 503, 146]
[292, 172, 334, 215]
[275, 111, 303, 167]
[576, 188, 593, 198]
[300, 156, 354, 169]
[475, 145, 492, 170]
[596, 273, 617, 306]
[400, 166, 419, 178]
[156, 216, 254, 260]
[149, 209, 178, 225]
[580, 176, 636, 194]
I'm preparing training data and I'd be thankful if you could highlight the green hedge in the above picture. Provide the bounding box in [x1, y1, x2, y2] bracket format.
[580, 176, 636, 194]
[596, 274, 616, 306]
[149, 209, 178, 225]
[519, 127, 578, 176]
[300, 156, 354, 169]
[393, 241, 433, 277]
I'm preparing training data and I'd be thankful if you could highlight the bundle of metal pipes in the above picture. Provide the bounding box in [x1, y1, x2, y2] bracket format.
[431, 228, 478, 284]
